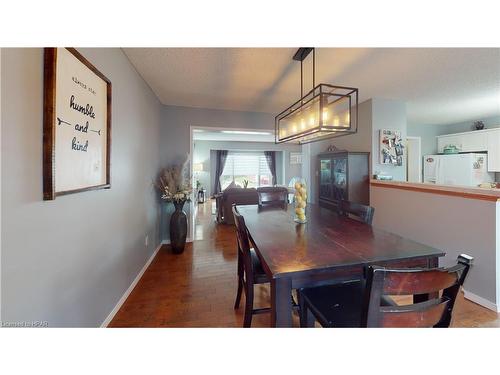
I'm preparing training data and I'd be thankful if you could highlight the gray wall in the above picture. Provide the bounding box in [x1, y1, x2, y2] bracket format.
[1, 48, 162, 327]
[371, 98, 407, 181]
[371, 185, 499, 308]
[161, 105, 275, 166]
[193, 140, 302, 197]
[408, 115, 500, 157]
[407, 122, 447, 157]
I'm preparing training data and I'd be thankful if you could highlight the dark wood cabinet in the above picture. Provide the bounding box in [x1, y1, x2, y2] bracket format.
[318, 151, 369, 209]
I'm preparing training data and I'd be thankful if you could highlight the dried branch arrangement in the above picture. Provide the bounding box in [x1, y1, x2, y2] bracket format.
[155, 156, 192, 202]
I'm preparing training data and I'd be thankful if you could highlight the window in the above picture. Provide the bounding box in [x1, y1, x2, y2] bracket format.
[220, 152, 272, 189]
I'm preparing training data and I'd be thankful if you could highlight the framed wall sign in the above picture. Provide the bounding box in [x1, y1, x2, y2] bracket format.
[43, 48, 112, 200]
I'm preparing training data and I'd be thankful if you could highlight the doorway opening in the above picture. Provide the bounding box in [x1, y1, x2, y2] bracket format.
[406, 136, 422, 183]
[189, 126, 278, 240]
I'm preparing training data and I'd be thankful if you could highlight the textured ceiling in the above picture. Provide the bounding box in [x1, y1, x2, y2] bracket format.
[123, 48, 500, 126]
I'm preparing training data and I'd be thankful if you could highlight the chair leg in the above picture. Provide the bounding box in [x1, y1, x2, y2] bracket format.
[304, 307, 316, 328]
[298, 291, 306, 327]
[234, 278, 243, 310]
[298, 291, 315, 328]
[234, 254, 244, 309]
[243, 283, 254, 328]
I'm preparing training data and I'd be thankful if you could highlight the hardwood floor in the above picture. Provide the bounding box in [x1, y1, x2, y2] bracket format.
[109, 200, 499, 328]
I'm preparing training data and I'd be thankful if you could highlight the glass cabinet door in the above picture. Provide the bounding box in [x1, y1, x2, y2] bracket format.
[319, 158, 333, 199]
[332, 157, 347, 200]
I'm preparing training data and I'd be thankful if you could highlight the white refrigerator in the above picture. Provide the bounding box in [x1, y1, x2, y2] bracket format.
[423, 153, 494, 186]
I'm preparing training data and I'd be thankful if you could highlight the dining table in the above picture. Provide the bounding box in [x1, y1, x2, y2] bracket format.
[238, 204, 445, 328]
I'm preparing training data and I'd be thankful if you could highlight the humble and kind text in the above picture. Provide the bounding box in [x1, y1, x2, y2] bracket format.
[69, 95, 95, 152]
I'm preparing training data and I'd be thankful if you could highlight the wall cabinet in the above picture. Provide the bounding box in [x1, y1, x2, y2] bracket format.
[463, 132, 488, 152]
[436, 128, 500, 171]
[318, 151, 369, 210]
[487, 129, 500, 171]
[437, 132, 488, 153]
[437, 134, 464, 153]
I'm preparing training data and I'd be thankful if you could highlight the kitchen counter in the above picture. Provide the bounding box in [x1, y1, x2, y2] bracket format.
[370, 179, 500, 201]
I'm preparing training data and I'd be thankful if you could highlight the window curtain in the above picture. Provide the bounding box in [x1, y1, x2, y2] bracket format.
[264, 151, 277, 185]
[213, 150, 228, 195]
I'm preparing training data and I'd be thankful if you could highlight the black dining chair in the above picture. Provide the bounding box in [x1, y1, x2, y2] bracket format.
[338, 200, 375, 225]
[298, 254, 473, 328]
[257, 187, 288, 209]
[232, 204, 271, 327]
[333, 186, 375, 225]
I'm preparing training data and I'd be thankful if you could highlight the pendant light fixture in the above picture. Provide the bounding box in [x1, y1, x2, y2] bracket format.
[275, 48, 358, 144]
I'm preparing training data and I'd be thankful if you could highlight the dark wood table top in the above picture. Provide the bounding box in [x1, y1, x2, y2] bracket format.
[238, 204, 445, 279]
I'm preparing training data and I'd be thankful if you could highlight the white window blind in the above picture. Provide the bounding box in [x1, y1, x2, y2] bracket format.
[221, 152, 272, 188]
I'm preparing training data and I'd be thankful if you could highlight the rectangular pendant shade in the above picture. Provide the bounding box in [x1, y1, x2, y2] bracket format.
[275, 84, 358, 144]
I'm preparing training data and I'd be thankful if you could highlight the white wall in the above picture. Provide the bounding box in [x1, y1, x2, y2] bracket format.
[1, 48, 162, 327]
[371, 185, 499, 311]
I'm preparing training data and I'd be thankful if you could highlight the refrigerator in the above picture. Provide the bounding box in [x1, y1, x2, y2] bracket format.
[423, 153, 494, 186]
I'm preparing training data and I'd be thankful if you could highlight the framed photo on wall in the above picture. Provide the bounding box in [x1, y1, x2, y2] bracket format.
[379, 129, 403, 166]
[43, 48, 112, 200]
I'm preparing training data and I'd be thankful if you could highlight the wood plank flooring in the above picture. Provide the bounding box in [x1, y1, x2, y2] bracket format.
[109, 200, 499, 328]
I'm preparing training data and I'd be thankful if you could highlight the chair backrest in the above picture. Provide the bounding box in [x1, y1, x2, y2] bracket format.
[362, 254, 474, 328]
[257, 187, 288, 209]
[339, 200, 375, 225]
[232, 204, 251, 254]
[232, 204, 256, 281]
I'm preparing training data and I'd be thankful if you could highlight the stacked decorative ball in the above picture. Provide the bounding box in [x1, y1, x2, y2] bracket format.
[294, 181, 308, 223]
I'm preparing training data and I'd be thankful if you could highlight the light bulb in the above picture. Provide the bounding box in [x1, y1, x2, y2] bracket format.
[309, 115, 315, 127]
[292, 124, 297, 133]
[333, 116, 339, 127]
[345, 112, 350, 124]
[301, 118, 306, 130]
[322, 108, 329, 123]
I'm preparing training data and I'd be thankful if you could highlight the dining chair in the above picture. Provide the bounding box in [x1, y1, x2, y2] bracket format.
[338, 200, 375, 225]
[257, 187, 288, 209]
[232, 204, 271, 327]
[298, 254, 473, 328]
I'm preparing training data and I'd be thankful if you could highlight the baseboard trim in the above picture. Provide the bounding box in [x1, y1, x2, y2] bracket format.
[101, 243, 162, 327]
[463, 289, 499, 312]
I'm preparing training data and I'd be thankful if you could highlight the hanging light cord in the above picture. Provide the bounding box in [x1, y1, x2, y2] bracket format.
[300, 58, 303, 104]
[300, 48, 316, 103]
[312, 48, 315, 88]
